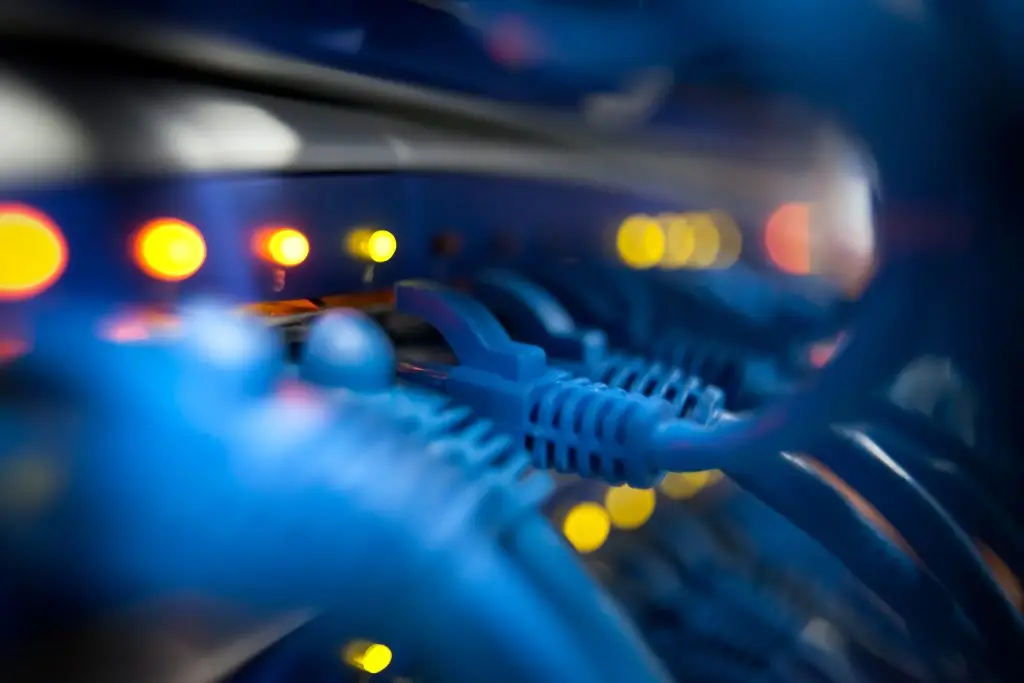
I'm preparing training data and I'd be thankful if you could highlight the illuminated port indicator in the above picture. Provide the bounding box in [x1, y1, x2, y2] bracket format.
[616, 215, 664, 269]
[254, 227, 309, 267]
[347, 228, 397, 264]
[0, 205, 67, 301]
[343, 640, 393, 675]
[562, 501, 611, 553]
[765, 202, 812, 275]
[133, 218, 206, 282]
[604, 485, 656, 530]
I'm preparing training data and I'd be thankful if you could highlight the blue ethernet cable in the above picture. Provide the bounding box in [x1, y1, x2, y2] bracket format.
[474, 269, 1024, 590]
[473, 269, 725, 423]
[525, 266, 791, 408]
[295, 306, 699, 683]
[296, 306, 548, 517]
[391, 279, 1024, 682]
[857, 403, 1024, 599]
[593, 504, 844, 683]
[297, 307, 539, 484]
[468, 272, 1024, 644]
[864, 401, 1024, 573]
[298, 306, 829, 681]
[0, 301, 672, 683]
[297, 307, 881, 681]
[394, 279, 676, 488]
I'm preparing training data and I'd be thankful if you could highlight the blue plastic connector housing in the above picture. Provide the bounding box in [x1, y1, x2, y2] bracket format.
[474, 269, 724, 423]
[391, 280, 677, 487]
[298, 307, 552, 525]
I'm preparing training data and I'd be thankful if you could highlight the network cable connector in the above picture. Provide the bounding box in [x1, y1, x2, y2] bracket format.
[473, 269, 724, 423]
[390, 279, 728, 488]
[297, 307, 553, 522]
[528, 266, 792, 408]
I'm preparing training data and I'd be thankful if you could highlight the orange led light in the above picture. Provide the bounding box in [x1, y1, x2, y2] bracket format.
[133, 218, 207, 282]
[0, 205, 68, 301]
[765, 203, 812, 275]
[254, 227, 309, 267]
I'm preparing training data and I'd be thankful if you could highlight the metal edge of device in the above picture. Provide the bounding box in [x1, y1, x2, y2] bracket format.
[0, 3, 830, 164]
[0, 62, 820, 211]
[0, 3, 602, 145]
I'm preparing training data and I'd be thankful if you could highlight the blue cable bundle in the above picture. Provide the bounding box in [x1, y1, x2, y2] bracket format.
[0, 301, 672, 683]
[391, 279, 1023, 683]
[474, 269, 725, 422]
[392, 279, 680, 487]
[596, 516, 821, 683]
[295, 307, 818, 682]
[511, 267, 791, 409]
[1, 300, 1015, 683]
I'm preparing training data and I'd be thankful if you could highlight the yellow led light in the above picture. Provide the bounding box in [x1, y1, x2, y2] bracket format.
[661, 214, 697, 268]
[709, 210, 742, 268]
[133, 218, 206, 282]
[687, 213, 721, 268]
[562, 502, 611, 553]
[616, 214, 665, 269]
[343, 640, 393, 675]
[604, 485, 656, 530]
[0, 205, 68, 300]
[347, 228, 397, 263]
[367, 230, 397, 263]
[255, 227, 309, 267]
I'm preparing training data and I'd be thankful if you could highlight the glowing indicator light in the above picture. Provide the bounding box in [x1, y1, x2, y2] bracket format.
[623, 211, 739, 270]
[367, 230, 397, 263]
[134, 218, 206, 282]
[255, 227, 309, 267]
[343, 641, 393, 675]
[0, 205, 67, 301]
[765, 203, 812, 275]
[709, 210, 742, 268]
[347, 228, 397, 263]
[662, 215, 696, 268]
[687, 213, 722, 268]
[658, 470, 723, 500]
[562, 502, 611, 553]
[616, 215, 664, 269]
[604, 486, 656, 530]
